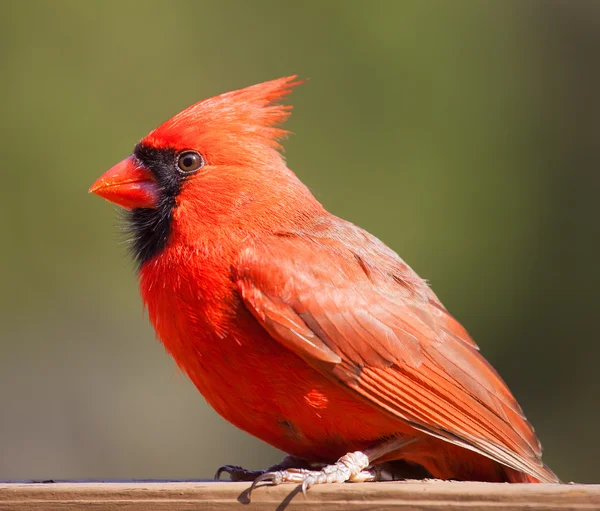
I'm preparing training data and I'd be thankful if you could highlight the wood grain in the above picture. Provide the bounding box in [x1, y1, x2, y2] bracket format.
[1, 480, 599, 510]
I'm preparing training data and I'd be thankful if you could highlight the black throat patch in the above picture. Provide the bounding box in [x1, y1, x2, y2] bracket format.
[127, 144, 181, 268]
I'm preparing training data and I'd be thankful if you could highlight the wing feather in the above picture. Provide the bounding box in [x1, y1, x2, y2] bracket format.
[234, 222, 557, 483]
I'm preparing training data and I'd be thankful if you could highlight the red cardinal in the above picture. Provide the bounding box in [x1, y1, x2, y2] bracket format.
[90, 77, 558, 489]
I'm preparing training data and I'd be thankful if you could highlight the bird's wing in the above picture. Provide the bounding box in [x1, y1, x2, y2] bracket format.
[234, 221, 557, 483]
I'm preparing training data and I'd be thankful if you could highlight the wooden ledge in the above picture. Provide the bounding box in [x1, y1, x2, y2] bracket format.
[1, 480, 599, 510]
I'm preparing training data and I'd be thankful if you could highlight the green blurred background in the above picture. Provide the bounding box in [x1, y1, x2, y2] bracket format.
[1, 0, 598, 483]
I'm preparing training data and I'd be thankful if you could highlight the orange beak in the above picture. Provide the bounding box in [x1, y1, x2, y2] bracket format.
[89, 156, 160, 209]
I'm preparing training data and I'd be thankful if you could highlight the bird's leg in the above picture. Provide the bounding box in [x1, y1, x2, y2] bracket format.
[215, 455, 317, 482]
[249, 436, 418, 496]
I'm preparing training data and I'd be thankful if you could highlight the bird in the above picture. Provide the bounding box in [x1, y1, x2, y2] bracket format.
[90, 76, 558, 491]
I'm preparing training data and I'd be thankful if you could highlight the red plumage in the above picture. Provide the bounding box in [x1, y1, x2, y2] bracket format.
[90, 77, 558, 485]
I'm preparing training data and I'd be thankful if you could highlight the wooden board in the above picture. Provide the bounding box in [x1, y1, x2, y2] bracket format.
[1, 480, 599, 510]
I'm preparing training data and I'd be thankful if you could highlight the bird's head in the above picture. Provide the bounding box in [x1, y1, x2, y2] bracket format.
[90, 77, 318, 266]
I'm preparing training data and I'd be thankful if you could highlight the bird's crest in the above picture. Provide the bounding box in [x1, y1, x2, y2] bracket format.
[142, 76, 304, 155]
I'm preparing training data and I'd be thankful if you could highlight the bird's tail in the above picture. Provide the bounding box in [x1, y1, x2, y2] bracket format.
[505, 464, 560, 483]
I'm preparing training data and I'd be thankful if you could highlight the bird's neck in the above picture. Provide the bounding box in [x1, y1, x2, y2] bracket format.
[170, 166, 325, 249]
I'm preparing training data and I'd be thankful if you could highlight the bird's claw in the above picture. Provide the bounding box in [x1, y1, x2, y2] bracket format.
[216, 455, 314, 483]
[248, 451, 371, 498]
[215, 465, 266, 482]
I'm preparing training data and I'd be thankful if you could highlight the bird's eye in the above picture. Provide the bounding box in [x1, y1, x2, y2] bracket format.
[176, 151, 204, 174]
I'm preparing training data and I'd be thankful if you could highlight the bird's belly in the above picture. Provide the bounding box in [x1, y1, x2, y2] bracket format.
[200, 345, 411, 461]
[159, 311, 412, 462]
[140, 259, 414, 462]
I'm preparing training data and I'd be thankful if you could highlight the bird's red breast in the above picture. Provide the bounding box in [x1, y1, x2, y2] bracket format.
[90, 77, 558, 484]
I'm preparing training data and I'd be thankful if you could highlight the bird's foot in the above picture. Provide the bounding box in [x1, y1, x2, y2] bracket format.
[215, 465, 263, 482]
[215, 455, 314, 482]
[249, 451, 371, 497]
